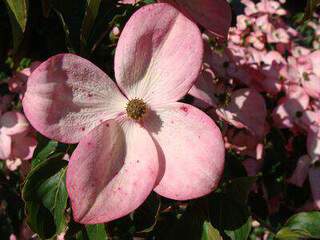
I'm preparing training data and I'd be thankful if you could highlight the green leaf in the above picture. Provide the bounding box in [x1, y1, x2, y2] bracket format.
[80, 0, 102, 53]
[226, 177, 257, 204]
[224, 217, 252, 240]
[53, 8, 76, 53]
[25, 201, 56, 239]
[32, 137, 59, 167]
[23, 158, 68, 239]
[209, 177, 256, 240]
[276, 212, 320, 239]
[202, 221, 222, 240]
[86, 224, 108, 240]
[165, 199, 209, 240]
[39, 167, 68, 233]
[4, 0, 29, 52]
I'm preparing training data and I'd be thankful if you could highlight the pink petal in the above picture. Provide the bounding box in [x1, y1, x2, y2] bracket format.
[309, 50, 320, 77]
[188, 69, 218, 108]
[114, 3, 203, 106]
[288, 155, 311, 187]
[0, 133, 11, 159]
[0, 111, 30, 136]
[29, 61, 42, 71]
[23, 54, 127, 144]
[6, 158, 22, 171]
[224, 129, 263, 159]
[11, 135, 37, 160]
[302, 74, 320, 99]
[160, 0, 232, 38]
[296, 110, 320, 132]
[309, 167, 320, 209]
[307, 128, 320, 162]
[9, 234, 17, 240]
[217, 88, 267, 138]
[272, 86, 309, 129]
[144, 102, 225, 200]
[67, 120, 158, 224]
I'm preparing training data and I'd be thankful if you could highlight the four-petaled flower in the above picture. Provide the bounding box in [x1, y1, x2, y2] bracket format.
[23, 3, 225, 224]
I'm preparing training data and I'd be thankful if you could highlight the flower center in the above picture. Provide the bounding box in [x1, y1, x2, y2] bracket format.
[126, 98, 147, 120]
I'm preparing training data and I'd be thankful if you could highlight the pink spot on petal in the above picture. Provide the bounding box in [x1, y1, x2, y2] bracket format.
[81, 127, 86, 131]
[180, 106, 188, 112]
[87, 93, 93, 97]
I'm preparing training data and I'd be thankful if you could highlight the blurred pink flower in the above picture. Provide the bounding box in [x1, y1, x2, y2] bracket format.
[216, 88, 267, 138]
[256, 0, 286, 15]
[267, 28, 289, 44]
[23, 3, 225, 224]
[272, 85, 309, 128]
[224, 128, 264, 160]
[6, 158, 22, 171]
[241, 0, 258, 16]
[0, 111, 37, 162]
[8, 61, 41, 94]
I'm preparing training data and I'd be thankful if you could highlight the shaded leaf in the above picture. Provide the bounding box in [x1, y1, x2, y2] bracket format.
[276, 212, 320, 239]
[23, 158, 68, 239]
[25, 201, 56, 239]
[131, 192, 161, 233]
[4, 0, 29, 52]
[80, 0, 102, 53]
[53, 7, 76, 53]
[226, 177, 257, 204]
[224, 217, 251, 240]
[305, 0, 320, 20]
[86, 224, 108, 240]
[32, 137, 58, 167]
[202, 221, 222, 240]
[164, 199, 208, 240]
[209, 177, 256, 240]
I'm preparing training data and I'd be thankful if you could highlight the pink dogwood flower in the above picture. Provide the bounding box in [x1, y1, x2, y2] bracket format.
[0, 111, 36, 161]
[256, 0, 286, 15]
[23, 4, 225, 224]
[224, 128, 264, 160]
[216, 88, 267, 138]
[272, 85, 310, 129]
